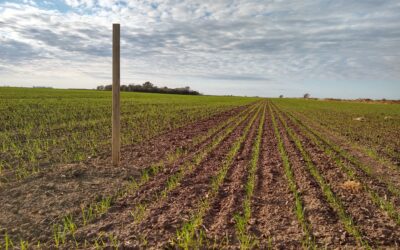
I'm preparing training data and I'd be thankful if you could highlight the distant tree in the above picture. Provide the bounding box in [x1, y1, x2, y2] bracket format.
[143, 81, 154, 89]
[279, 95, 284, 98]
[96, 82, 200, 95]
[303, 93, 310, 99]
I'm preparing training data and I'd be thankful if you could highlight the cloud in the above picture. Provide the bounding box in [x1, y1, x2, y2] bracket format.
[0, 0, 399, 97]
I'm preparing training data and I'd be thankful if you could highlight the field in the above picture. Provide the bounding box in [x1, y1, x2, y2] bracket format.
[1, 88, 400, 249]
[0, 87, 256, 181]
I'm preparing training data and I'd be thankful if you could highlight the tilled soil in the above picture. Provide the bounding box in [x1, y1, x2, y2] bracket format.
[73, 104, 261, 248]
[2, 101, 400, 249]
[276, 107, 400, 247]
[250, 106, 303, 248]
[274, 108, 348, 247]
[0, 104, 250, 244]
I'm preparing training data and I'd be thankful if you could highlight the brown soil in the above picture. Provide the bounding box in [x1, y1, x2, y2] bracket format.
[276, 106, 400, 247]
[0, 104, 249, 245]
[250, 106, 303, 248]
[71, 101, 260, 249]
[2, 100, 400, 249]
[200, 105, 260, 243]
[274, 107, 349, 248]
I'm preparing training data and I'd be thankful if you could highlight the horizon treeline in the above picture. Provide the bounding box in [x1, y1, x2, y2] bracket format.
[97, 81, 201, 95]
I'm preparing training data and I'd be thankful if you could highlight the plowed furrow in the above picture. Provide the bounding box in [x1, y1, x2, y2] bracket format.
[200, 104, 261, 244]
[276, 105, 400, 220]
[275, 106, 400, 247]
[250, 104, 303, 248]
[71, 104, 262, 248]
[171, 105, 261, 249]
[279, 106, 400, 190]
[272, 105, 349, 247]
[0, 103, 255, 245]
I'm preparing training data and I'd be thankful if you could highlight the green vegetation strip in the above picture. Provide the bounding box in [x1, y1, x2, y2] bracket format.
[275, 105, 400, 225]
[0, 87, 259, 181]
[272, 105, 369, 248]
[269, 103, 314, 248]
[173, 103, 262, 249]
[233, 103, 266, 249]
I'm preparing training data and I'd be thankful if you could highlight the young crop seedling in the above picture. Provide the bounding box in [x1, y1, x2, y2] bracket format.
[269, 103, 315, 248]
[174, 104, 262, 249]
[234, 103, 266, 249]
[273, 106, 369, 248]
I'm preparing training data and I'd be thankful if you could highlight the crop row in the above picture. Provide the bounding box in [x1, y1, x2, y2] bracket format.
[271, 104, 368, 247]
[233, 103, 266, 249]
[174, 103, 262, 249]
[271, 99, 400, 168]
[125, 103, 259, 227]
[273, 105, 400, 225]
[0, 102, 260, 249]
[0, 88, 258, 181]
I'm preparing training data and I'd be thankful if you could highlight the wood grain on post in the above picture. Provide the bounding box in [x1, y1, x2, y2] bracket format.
[112, 23, 120, 166]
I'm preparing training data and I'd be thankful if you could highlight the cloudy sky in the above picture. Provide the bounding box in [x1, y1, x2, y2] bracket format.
[0, 0, 399, 98]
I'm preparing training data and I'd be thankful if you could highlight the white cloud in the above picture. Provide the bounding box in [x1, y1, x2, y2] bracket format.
[0, 0, 399, 97]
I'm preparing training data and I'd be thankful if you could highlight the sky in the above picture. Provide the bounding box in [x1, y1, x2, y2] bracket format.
[0, 0, 399, 99]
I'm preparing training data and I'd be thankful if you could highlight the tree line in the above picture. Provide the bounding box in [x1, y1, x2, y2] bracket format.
[97, 81, 200, 95]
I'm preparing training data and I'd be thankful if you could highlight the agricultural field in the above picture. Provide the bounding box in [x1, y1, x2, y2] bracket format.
[0, 87, 257, 181]
[1, 89, 400, 249]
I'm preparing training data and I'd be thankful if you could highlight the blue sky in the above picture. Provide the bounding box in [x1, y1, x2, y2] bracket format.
[0, 0, 399, 98]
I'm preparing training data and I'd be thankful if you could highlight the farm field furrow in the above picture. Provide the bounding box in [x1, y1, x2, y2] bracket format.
[200, 104, 264, 245]
[271, 104, 350, 248]
[277, 105, 400, 199]
[272, 99, 400, 167]
[276, 105, 400, 219]
[0, 98, 259, 247]
[0, 87, 258, 182]
[250, 103, 303, 248]
[274, 106, 400, 247]
[67, 101, 262, 249]
[1, 92, 400, 249]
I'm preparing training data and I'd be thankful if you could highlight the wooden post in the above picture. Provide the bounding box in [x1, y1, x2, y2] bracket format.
[112, 23, 120, 166]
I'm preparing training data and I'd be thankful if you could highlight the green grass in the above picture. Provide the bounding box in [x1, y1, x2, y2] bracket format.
[0, 87, 258, 180]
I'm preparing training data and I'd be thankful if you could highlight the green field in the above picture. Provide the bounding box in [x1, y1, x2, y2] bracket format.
[271, 98, 400, 165]
[0, 87, 258, 181]
[1, 91, 400, 248]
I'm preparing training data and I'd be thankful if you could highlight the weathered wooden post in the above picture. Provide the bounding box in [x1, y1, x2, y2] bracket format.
[112, 23, 120, 166]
